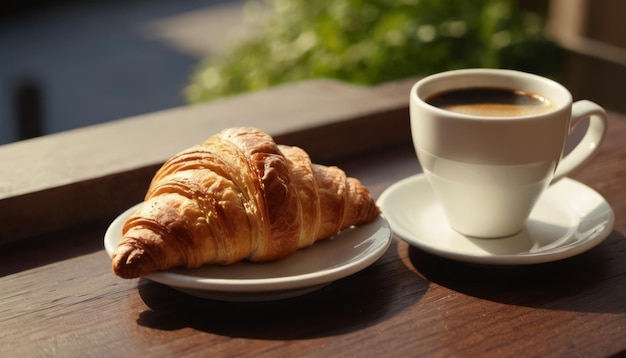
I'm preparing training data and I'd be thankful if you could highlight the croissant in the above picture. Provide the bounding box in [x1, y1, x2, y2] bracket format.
[112, 127, 380, 278]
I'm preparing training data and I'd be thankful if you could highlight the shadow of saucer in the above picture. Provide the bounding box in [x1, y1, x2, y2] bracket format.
[137, 239, 427, 339]
[407, 231, 626, 313]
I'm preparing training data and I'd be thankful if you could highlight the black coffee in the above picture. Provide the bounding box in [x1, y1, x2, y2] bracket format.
[426, 87, 553, 117]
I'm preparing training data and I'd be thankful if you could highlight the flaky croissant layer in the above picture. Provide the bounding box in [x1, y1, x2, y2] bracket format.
[112, 127, 380, 278]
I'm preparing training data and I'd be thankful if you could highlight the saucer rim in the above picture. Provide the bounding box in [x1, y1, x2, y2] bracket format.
[377, 173, 615, 265]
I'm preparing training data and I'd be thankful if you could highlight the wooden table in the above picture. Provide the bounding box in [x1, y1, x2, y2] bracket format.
[1, 80, 625, 357]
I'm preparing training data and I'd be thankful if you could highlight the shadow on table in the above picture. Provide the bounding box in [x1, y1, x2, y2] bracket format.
[0, 217, 112, 276]
[136, 239, 427, 339]
[407, 230, 626, 313]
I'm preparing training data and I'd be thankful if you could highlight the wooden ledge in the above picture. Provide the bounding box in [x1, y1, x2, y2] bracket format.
[0, 78, 415, 245]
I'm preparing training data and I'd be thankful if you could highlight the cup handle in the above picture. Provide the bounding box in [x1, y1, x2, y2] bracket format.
[551, 100, 608, 183]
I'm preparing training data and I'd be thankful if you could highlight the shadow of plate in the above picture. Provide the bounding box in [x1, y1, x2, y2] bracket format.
[136, 239, 428, 339]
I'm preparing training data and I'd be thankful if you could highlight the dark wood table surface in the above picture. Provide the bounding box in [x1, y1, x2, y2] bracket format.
[2, 113, 625, 357]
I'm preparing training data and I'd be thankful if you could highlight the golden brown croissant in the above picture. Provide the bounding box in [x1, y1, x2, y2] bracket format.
[112, 127, 380, 278]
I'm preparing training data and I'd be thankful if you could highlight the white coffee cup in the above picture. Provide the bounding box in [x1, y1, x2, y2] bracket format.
[410, 68, 607, 238]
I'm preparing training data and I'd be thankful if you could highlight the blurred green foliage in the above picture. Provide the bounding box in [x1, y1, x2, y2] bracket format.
[185, 0, 562, 104]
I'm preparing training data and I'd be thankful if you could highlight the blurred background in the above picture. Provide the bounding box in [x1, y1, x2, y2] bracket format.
[0, 0, 247, 145]
[1, 0, 625, 145]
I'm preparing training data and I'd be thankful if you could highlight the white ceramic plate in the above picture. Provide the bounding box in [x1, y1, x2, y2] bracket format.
[377, 174, 614, 265]
[104, 203, 392, 301]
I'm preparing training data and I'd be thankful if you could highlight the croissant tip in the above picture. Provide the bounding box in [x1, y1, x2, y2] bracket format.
[112, 245, 150, 279]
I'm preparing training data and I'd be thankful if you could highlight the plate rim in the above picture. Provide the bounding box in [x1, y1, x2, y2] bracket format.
[377, 173, 615, 265]
[104, 203, 392, 293]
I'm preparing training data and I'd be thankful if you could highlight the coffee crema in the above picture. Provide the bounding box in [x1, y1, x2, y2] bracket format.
[426, 87, 553, 117]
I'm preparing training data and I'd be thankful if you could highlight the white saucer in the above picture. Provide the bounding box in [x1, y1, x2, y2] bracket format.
[104, 203, 392, 301]
[377, 174, 614, 265]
